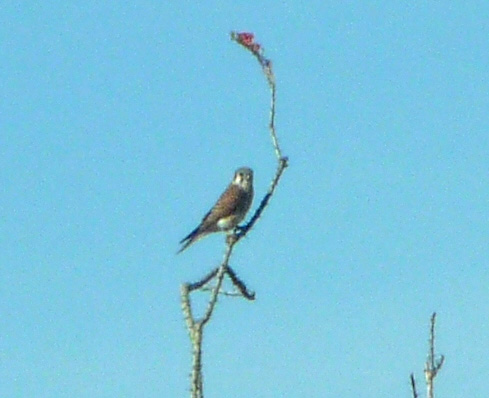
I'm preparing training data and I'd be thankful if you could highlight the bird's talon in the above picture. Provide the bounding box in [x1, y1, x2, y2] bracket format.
[226, 233, 238, 245]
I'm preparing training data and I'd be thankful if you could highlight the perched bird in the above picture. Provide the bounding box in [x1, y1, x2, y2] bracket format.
[178, 167, 254, 253]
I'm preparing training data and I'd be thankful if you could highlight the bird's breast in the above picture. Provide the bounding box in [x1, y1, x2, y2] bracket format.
[216, 213, 243, 231]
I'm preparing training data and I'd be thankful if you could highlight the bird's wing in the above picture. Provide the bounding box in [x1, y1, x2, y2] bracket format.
[178, 184, 252, 254]
[199, 183, 244, 231]
[178, 184, 237, 245]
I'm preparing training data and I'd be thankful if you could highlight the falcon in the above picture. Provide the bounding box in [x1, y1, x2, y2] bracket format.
[178, 167, 254, 253]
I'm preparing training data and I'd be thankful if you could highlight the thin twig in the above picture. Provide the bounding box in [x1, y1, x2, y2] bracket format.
[196, 264, 255, 299]
[230, 31, 285, 161]
[188, 267, 219, 291]
[410, 373, 419, 398]
[237, 157, 288, 239]
[200, 245, 234, 326]
[230, 32, 288, 240]
[199, 287, 250, 298]
[424, 312, 445, 398]
[226, 265, 255, 300]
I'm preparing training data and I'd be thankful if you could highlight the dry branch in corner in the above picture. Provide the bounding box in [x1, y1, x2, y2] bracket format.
[410, 312, 444, 398]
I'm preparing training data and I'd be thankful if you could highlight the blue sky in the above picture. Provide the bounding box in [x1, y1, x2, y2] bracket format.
[1, 2, 489, 397]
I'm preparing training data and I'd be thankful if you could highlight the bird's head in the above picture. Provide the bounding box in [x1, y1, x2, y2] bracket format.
[233, 167, 253, 190]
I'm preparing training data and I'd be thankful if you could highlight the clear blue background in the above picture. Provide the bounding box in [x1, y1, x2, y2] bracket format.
[1, 2, 488, 397]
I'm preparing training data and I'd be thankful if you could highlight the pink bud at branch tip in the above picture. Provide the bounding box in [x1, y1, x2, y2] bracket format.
[232, 31, 263, 54]
[236, 32, 254, 46]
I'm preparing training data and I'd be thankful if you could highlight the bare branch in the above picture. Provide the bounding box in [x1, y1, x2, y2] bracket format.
[187, 267, 219, 292]
[424, 312, 444, 398]
[190, 323, 203, 397]
[199, 287, 251, 298]
[231, 31, 286, 162]
[180, 32, 288, 398]
[237, 157, 288, 240]
[181, 242, 235, 398]
[200, 245, 234, 326]
[184, 258, 255, 301]
[180, 283, 195, 338]
[226, 265, 255, 300]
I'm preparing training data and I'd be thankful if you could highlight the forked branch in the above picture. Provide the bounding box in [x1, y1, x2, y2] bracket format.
[409, 312, 444, 398]
[424, 312, 445, 398]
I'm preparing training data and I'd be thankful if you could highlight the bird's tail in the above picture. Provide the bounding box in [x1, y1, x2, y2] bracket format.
[177, 227, 202, 254]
